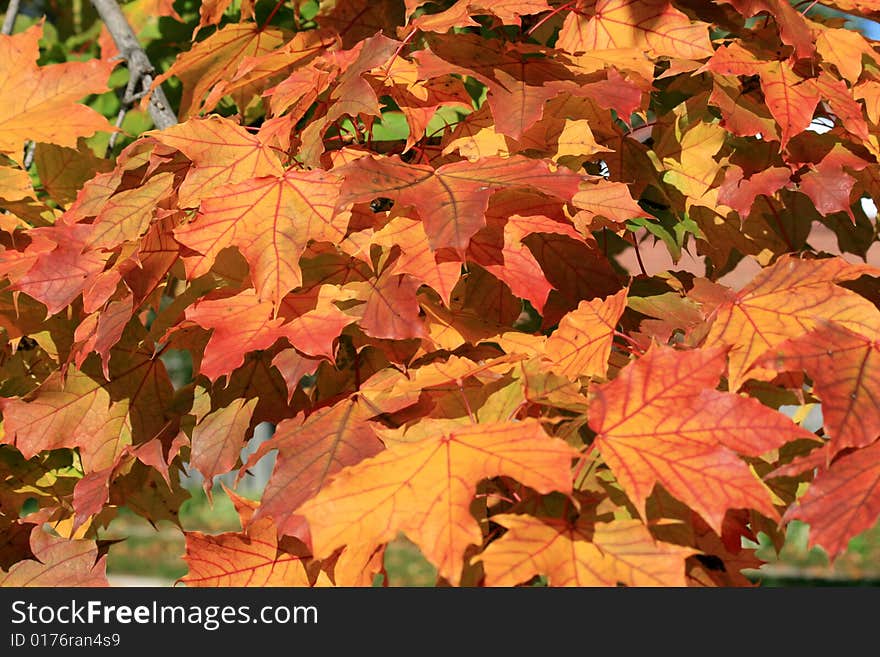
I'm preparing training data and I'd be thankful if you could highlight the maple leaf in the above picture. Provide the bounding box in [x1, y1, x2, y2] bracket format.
[717, 165, 791, 219]
[706, 44, 821, 148]
[153, 22, 286, 119]
[414, 33, 579, 139]
[524, 232, 622, 328]
[798, 163, 857, 221]
[103, 329, 178, 448]
[0, 226, 111, 318]
[718, 0, 814, 60]
[0, 25, 114, 157]
[411, 0, 552, 32]
[701, 255, 880, 392]
[190, 397, 258, 493]
[278, 284, 357, 360]
[2, 326, 176, 473]
[195, 0, 255, 36]
[709, 74, 779, 139]
[150, 116, 283, 208]
[316, 0, 405, 49]
[182, 289, 292, 382]
[297, 420, 575, 584]
[72, 466, 115, 531]
[0, 164, 35, 202]
[816, 25, 880, 85]
[271, 349, 321, 402]
[759, 62, 821, 149]
[384, 72, 474, 152]
[200, 30, 334, 116]
[812, 73, 870, 146]
[240, 399, 384, 538]
[543, 288, 628, 381]
[659, 119, 728, 209]
[0, 526, 107, 586]
[557, 0, 714, 60]
[588, 345, 815, 532]
[182, 518, 312, 586]
[208, 349, 293, 430]
[335, 155, 585, 253]
[122, 214, 183, 308]
[34, 141, 114, 207]
[443, 103, 612, 164]
[350, 269, 426, 341]
[84, 172, 175, 251]
[175, 169, 346, 307]
[756, 321, 880, 455]
[371, 215, 463, 306]
[73, 296, 134, 378]
[777, 438, 880, 559]
[0, 368, 130, 471]
[296, 35, 402, 164]
[572, 180, 646, 225]
[467, 213, 555, 313]
[480, 515, 696, 586]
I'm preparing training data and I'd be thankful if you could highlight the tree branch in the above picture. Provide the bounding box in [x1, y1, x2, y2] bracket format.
[2, 0, 21, 35]
[89, 0, 177, 130]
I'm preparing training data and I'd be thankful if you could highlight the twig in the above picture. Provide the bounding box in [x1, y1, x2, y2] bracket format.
[1, 0, 20, 35]
[629, 230, 648, 277]
[106, 59, 143, 156]
[90, 0, 177, 130]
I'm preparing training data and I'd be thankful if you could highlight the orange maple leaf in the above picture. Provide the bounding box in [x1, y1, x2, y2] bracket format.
[183, 289, 293, 381]
[543, 288, 628, 381]
[153, 22, 286, 119]
[415, 33, 580, 139]
[336, 155, 585, 253]
[588, 345, 815, 532]
[151, 116, 282, 208]
[181, 518, 312, 586]
[557, 0, 714, 60]
[0, 368, 130, 470]
[297, 419, 575, 584]
[757, 320, 880, 455]
[701, 255, 880, 391]
[758, 62, 821, 149]
[190, 397, 258, 492]
[778, 439, 880, 560]
[719, 0, 813, 60]
[174, 169, 346, 307]
[0, 24, 114, 157]
[241, 399, 384, 539]
[371, 215, 463, 307]
[480, 515, 696, 586]
[0, 526, 108, 587]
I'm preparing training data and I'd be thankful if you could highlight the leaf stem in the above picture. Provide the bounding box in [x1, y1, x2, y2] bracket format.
[798, 0, 820, 15]
[763, 195, 794, 252]
[526, 0, 577, 37]
[353, 346, 362, 391]
[629, 230, 648, 277]
[614, 329, 645, 355]
[382, 28, 418, 78]
[261, 0, 286, 30]
[459, 381, 476, 423]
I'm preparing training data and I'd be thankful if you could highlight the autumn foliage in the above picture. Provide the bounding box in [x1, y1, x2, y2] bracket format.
[1, 0, 880, 588]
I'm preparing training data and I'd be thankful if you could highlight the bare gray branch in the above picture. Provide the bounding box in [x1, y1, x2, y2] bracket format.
[2, 0, 21, 35]
[89, 0, 178, 130]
